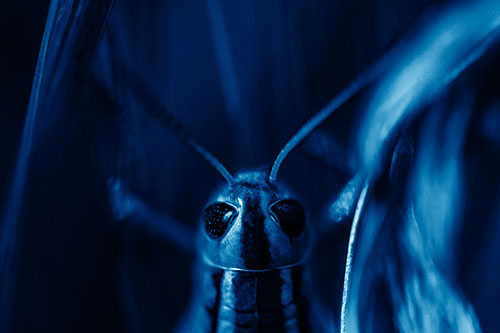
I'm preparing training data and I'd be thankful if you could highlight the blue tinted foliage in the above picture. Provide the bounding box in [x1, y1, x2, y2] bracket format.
[1, 0, 500, 332]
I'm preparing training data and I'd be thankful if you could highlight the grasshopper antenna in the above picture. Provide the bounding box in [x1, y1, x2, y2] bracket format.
[92, 68, 234, 184]
[268, 69, 379, 183]
[268, 47, 395, 183]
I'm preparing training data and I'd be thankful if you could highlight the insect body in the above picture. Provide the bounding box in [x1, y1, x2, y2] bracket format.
[102, 60, 364, 332]
[178, 170, 316, 331]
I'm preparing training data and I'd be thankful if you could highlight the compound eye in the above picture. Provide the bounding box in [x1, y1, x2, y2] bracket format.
[203, 203, 237, 239]
[270, 199, 306, 237]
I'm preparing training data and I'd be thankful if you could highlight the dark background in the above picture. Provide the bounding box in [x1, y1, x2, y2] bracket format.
[0, 0, 49, 205]
[1, 0, 499, 332]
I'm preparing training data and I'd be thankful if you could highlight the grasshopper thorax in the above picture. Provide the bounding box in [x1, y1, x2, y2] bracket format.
[198, 170, 310, 271]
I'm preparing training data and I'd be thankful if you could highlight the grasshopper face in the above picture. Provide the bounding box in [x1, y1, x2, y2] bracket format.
[198, 170, 311, 271]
